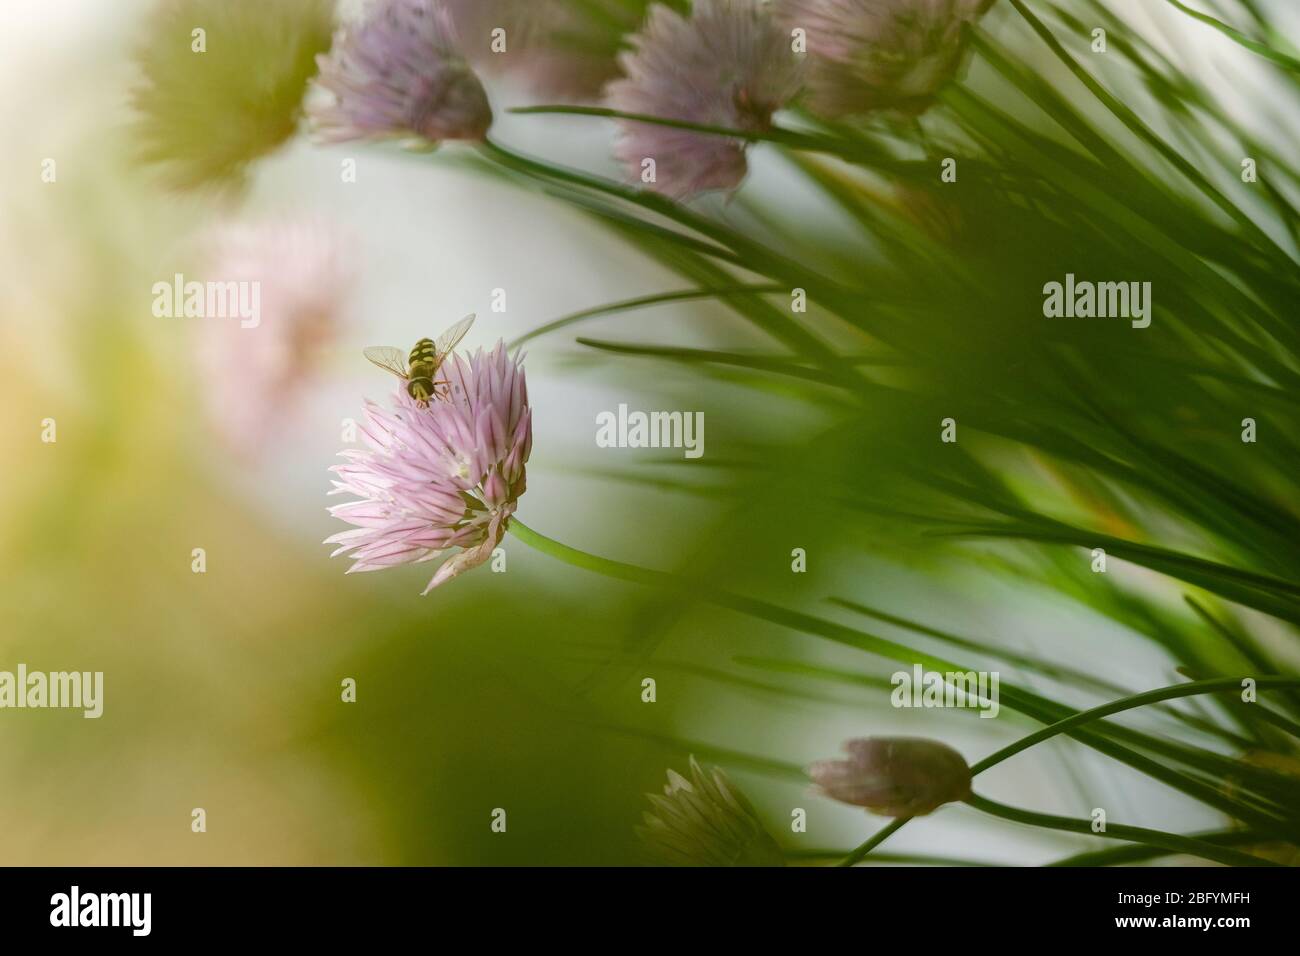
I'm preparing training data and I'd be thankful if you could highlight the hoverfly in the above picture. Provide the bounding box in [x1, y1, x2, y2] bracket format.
[364, 314, 475, 405]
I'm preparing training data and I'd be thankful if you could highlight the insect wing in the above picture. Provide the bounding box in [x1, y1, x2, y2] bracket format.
[433, 313, 476, 361]
[363, 346, 409, 379]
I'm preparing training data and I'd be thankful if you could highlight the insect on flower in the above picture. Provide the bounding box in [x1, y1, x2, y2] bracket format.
[327, 341, 531, 594]
[364, 313, 475, 406]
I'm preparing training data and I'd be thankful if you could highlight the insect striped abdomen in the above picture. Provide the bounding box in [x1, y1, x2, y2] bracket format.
[407, 338, 438, 403]
[408, 338, 437, 372]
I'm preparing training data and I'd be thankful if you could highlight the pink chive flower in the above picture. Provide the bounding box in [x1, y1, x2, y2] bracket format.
[197, 219, 354, 457]
[808, 737, 972, 817]
[606, 0, 803, 198]
[310, 0, 492, 145]
[325, 342, 531, 594]
[438, 0, 625, 101]
[779, 0, 994, 117]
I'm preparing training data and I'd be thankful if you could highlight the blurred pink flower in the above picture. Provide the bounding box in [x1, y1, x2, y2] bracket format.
[326, 343, 532, 594]
[808, 736, 971, 816]
[779, 0, 993, 116]
[310, 0, 492, 145]
[439, 0, 624, 101]
[606, 0, 803, 198]
[197, 219, 354, 456]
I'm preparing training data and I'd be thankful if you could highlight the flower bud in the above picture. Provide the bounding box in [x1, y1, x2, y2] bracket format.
[809, 737, 971, 816]
[636, 757, 786, 866]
